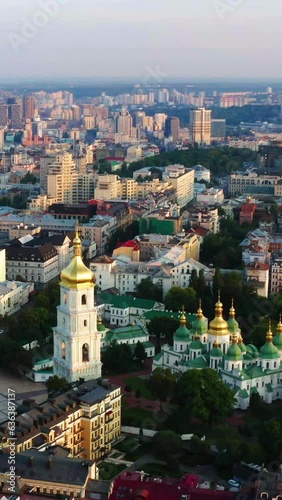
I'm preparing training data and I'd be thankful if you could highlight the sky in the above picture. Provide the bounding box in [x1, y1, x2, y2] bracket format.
[1, 0, 282, 82]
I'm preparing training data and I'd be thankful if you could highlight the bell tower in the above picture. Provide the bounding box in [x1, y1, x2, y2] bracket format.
[53, 231, 102, 382]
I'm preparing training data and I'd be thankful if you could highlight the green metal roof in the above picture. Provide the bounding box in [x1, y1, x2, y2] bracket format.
[191, 316, 208, 335]
[239, 389, 249, 399]
[225, 343, 243, 361]
[227, 317, 240, 333]
[144, 309, 196, 324]
[210, 346, 223, 357]
[273, 333, 282, 350]
[266, 383, 273, 393]
[189, 339, 203, 350]
[174, 325, 191, 341]
[188, 355, 209, 369]
[154, 352, 163, 362]
[105, 324, 148, 343]
[99, 293, 160, 310]
[260, 341, 280, 360]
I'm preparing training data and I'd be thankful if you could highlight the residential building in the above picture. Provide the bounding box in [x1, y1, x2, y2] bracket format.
[136, 233, 200, 262]
[99, 293, 164, 327]
[23, 96, 35, 119]
[0, 104, 8, 127]
[153, 299, 282, 409]
[239, 198, 257, 225]
[116, 108, 132, 137]
[139, 208, 182, 235]
[0, 378, 121, 462]
[163, 165, 195, 207]
[90, 256, 211, 297]
[0, 280, 34, 317]
[53, 232, 102, 382]
[245, 261, 269, 297]
[189, 207, 220, 234]
[197, 188, 224, 205]
[189, 107, 211, 145]
[270, 256, 282, 294]
[80, 216, 116, 254]
[47, 152, 77, 204]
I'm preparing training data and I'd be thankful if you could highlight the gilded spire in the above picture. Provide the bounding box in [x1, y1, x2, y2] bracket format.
[266, 319, 273, 342]
[73, 227, 82, 257]
[229, 298, 236, 318]
[215, 292, 223, 317]
[231, 332, 238, 344]
[60, 231, 94, 288]
[180, 306, 186, 326]
[277, 314, 282, 334]
[197, 299, 203, 319]
[208, 294, 229, 336]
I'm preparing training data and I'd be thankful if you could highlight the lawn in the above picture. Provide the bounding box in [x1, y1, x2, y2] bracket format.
[115, 436, 138, 453]
[141, 462, 183, 478]
[122, 407, 154, 427]
[97, 461, 127, 480]
[124, 376, 154, 400]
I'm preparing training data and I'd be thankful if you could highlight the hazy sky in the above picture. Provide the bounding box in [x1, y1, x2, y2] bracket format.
[1, 0, 282, 81]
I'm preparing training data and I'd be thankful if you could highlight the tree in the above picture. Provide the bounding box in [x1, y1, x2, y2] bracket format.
[165, 286, 197, 312]
[102, 341, 134, 374]
[197, 269, 206, 298]
[46, 375, 71, 393]
[134, 341, 146, 362]
[20, 172, 37, 184]
[147, 316, 179, 347]
[149, 367, 176, 402]
[189, 269, 198, 290]
[153, 431, 182, 463]
[176, 369, 235, 427]
[135, 277, 163, 302]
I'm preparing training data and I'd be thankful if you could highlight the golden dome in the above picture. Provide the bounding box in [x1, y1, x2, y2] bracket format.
[208, 292, 230, 336]
[266, 319, 273, 342]
[229, 298, 235, 318]
[60, 230, 94, 288]
[197, 300, 203, 319]
[277, 314, 282, 334]
[179, 306, 187, 326]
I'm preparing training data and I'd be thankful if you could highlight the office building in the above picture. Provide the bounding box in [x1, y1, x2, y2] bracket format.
[189, 108, 211, 145]
[165, 116, 180, 141]
[23, 95, 35, 119]
[211, 119, 226, 140]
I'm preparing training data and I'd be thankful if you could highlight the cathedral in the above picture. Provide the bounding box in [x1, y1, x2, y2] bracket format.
[153, 295, 282, 409]
[53, 231, 102, 382]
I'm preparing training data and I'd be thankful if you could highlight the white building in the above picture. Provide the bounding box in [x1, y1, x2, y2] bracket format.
[53, 232, 102, 382]
[193, 165, 211, 183]
[0, 280, 34, 317]
[197, 188, 224, 205]
[153, 299, 282, 410]
[163, 165, 195, 208]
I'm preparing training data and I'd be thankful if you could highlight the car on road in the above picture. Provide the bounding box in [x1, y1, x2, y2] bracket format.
[228, 479, 240, 488]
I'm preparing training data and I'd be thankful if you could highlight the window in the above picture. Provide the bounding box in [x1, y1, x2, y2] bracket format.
[82, 294, 87, 305]
[61, 341, 66, 360]
[63, 293, 67, 304]
[82, 343, 89, 362]
[84, 320, 87, 327]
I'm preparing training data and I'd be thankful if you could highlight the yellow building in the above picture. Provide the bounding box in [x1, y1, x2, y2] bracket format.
[0, 379, 121, 462]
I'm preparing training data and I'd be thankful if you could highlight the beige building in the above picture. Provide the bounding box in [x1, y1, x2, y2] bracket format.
[95, 174, 174, 202]
[47, 152, 77, 204]
[229, 172, 281, 196]
[189, 107, 211, 145]
[8, 223, 41, 239]
[163, 165, 195, 208]
[0, 379, 121, 464]
[270, 256, 282, 294]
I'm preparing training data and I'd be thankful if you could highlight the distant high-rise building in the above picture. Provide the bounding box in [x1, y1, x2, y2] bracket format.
[23, 96, 35, 119]
[0, 105, 8, 127]
[0, 129, 4, 149]
[83, 115, 95, 130]
[211, 119, 226, 140]
[165, 116, 180, 141]
[10, 104, 22, 129]
[47, 152, 77, 204]
[116, 108, 132, 137]
[189, 107, 211, 145]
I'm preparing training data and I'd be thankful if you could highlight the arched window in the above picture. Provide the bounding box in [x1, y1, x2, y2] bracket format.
[82, 343, 89, 362]
[61, 341, 66, 360]
[84, 320, 87, 327]
[63, 293, 67, 304]
[82, 294, 87, 305]
[274, 361, 277, 368]
[266, 362, 269, 369]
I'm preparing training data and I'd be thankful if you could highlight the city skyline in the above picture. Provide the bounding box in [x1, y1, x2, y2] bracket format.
[1, 0, 282, 81]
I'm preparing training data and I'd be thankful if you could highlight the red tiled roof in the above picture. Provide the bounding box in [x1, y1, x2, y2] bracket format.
[189, 227, 209, 237]
[116, 240, 139, 251]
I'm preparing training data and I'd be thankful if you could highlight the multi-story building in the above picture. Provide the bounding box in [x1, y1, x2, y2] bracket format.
[163, 165, 195, 207]
[219, 92, 249, 108]
[0, 104, 8, 127]
[23, 95, 35, 119]
[211, 118, 226, 140]
[189, 107, 211, 145]
[0, 378, 121, 463]
[270, 256, 282, 294]
[229, 172, 280, 196]
[116, 108, 132, 137]
[10, 103, 22, 128]
[80, 216, 116, 254]
[197, 188, 224, 205]
[164, 116, 180, 141]
[47, 152, 77, 204]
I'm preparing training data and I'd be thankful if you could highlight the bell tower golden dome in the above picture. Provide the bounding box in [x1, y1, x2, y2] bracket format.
[60, 230, 94, 289]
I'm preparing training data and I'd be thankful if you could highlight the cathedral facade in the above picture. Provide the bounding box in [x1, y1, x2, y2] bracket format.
[153, 296, 282, 409]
